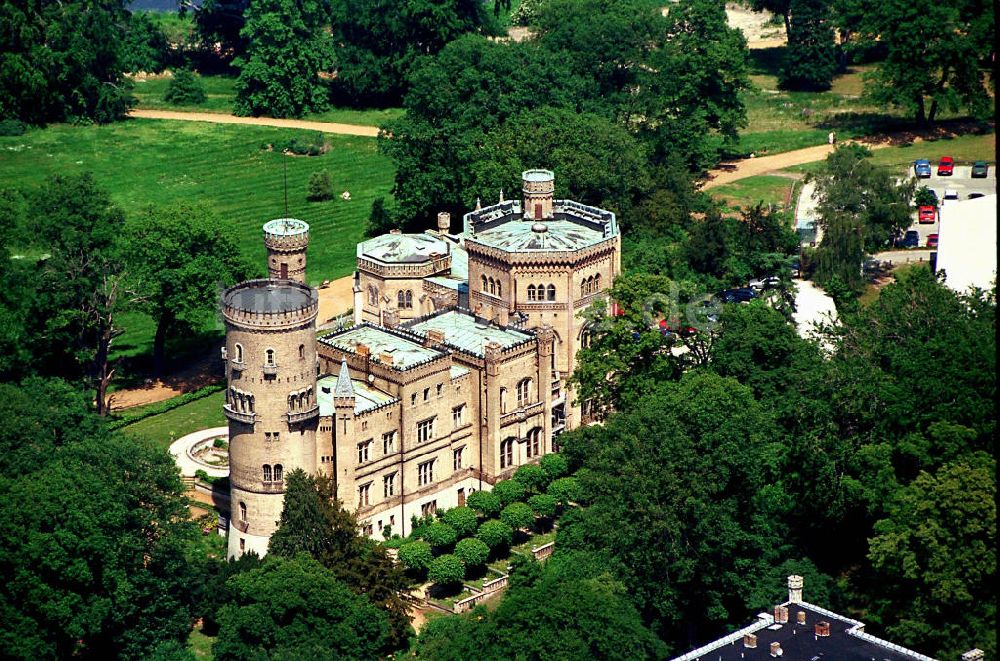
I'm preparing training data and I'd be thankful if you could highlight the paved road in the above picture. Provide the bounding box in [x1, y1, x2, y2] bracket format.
[169, 427, 230, 478]
[128, 109, 380, 137]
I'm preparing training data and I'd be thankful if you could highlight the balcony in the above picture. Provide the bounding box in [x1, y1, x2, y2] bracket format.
[286, 405, 320, 424]
[500, 400, 545, 426]
[230, 360, 245, 372]
[262, 363, 278, 376]
[223, 404, 257, 424]
[231, 518, 249, 533]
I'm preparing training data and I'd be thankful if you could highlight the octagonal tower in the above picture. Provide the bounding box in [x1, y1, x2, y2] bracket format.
[263, 218, 310, 283]
[223, 279, 319, 558]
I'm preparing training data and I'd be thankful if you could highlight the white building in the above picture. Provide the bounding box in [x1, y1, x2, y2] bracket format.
[935, 194, 997, 293]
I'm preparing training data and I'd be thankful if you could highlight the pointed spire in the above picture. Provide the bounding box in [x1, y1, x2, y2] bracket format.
[335, 360, 355, 398]
[475, 197, 482, 211]
[499, 188, 505, 203]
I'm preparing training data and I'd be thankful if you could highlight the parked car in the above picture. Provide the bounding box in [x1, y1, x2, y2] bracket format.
[749, 275, 781, 291]
[926, 233, 938, 248]
[968, 192, 985, 199]
[918, 205, 938, 223]
[659, 319, 697, 337]
[718, 288, 756, 303]
[914, 159, 932, 178]
[943, 189, 958, 200]
[896, 230, 920, 248]
[971, 161, 989, 178]
[937, 156, 954, 176]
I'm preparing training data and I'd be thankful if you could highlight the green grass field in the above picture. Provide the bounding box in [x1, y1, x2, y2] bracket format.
[120, 390, 226, 449]
[0, 118, 394, 282]
[710, 174, 799, 211]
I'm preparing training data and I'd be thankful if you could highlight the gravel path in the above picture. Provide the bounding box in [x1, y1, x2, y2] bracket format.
[128, 109, 380, 137]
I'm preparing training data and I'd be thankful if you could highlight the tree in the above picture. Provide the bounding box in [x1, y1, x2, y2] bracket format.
[685, 208, 732, 277]
[779, 0, 837, 91]
[868, 457, 996, 659]
[454, 538, 490, 568]
[193, 0, 250, 67]
[749, 0, 791, 36]
[398, 541, 434, 573]
[512, 464, 548, 494]
[442, 506, 479, 537]
[121, 12, 171, 74]
[491, 480, 525, 507]
[476, 520, 513, 549]
[527, 494, 558, 519]
[428, 554, 465, 587]
[307, 170, 334, 201]
[852, 0, 994, 122]
[164, 69, 208, 105]
[422, 522, 458, 549]
[233, 0, 332, 118]
[500, 502, 536, 531]
[0, 0, 135, 124]
[125, 203, 253, 376]
[213, 555, 390, 660]
[365, 196, 399, 237]
[539, 453, 568, 481]
[546, 476, 582, 506]
[466, 490, 502, 518]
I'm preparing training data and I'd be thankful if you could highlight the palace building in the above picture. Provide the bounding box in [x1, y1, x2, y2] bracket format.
[225, 170, 619, 557]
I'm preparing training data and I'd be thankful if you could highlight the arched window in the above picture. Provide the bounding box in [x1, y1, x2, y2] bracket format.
[239, 501, 247, 521]
[397, 290, 406, 308]
[265, 348, 275, 366]
[234, 343, 244, 363]
[517, 378, 533, 407]
[496, 281, 502, 297]
[580, 280, 587, 297]
[489, 278, 496, 295]
[546, 284, 556, 301]
[405, 290, 413, 308]
[526, 427, 542, 458]
[594, 274, 602, 291]
[499, 387, 508, 414]
[527, 284, 536, 301]
[500, 438, 515, 469]
[368, 285, 378, 305]
[273, 464, 283, 482]
[248, 395, 254, 413]
[299, 344, 305, 360]
[263, 464, 272, 482]
[481, 275, 488, 291]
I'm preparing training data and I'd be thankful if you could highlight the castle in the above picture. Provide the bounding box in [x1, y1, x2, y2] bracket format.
[224, 170, 620, 558]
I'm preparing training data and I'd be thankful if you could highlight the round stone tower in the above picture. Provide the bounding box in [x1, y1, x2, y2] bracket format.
[522, 169, 555, 221]
[263, 218, 310, 283]
[223, 279, 319, 558]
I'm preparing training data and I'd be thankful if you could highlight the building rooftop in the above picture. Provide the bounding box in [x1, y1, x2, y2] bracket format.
[936, 194, 996, 293]
[407, 309, 533, 357]
[222, 279, 316, 314]
[463, 200, 618, 253]
[357, 232, 451, 265]
[317, 374, 396, 416]
[319, 324, 444, 370]
[263, 218, 309, 237]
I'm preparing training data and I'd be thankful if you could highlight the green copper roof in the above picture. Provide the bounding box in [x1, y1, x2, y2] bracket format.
[320, 325, 444, 370]
[317, 374, 396, 416]
[357, 232, 450, 264]
[408, 310, 533, 357]
[263, 218, 309, 236]
[471, 219, 607, 252]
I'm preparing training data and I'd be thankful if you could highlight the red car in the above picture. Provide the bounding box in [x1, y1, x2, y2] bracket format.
[937, 156, 954, 176]
[918, 205, 938, 223]
[659, 319, 697, 337]
[926, 233, 939, 248]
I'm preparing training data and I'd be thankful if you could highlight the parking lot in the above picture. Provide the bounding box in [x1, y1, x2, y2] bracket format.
[906, 164, 997, 246]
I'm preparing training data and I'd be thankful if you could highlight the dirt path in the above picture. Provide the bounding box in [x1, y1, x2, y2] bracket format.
[128, 109, 380, 137]
[109, 349, 221, 411]
[704, 142, 891, 188]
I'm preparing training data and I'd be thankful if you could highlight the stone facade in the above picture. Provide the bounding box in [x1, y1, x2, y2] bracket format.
[263, 218, 309, 283]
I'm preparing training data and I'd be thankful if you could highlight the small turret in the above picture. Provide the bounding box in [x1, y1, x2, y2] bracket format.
[263, 218, 309, 283]
[522, 169, 554, 220]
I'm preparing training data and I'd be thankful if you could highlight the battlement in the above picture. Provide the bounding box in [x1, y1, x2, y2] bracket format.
[263, 218, 310, 251]
[222, 279, 318, 330]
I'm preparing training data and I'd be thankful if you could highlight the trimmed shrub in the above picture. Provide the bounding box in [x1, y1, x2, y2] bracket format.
[527, 493, 558, 518]
[280, 131, 327, 156]
[422, 522, 458, 549]
[547, 476, 582, 505]
[513, 464, 548, 493]
[442, 506, 478, 537]
[164, 69, 207, 105]
[914, 186, 938, 207]
[539, 453, 568, 480]
[382, 535, 404, 549]
[307, 170, 333, 201]
[398, 541, 433, 572]
[428, 554, 465, 586]
[466, 490, 502, 518]
[500, 502, 536, 531]
[0, 119, 26, 136]
[492, 480, 525, 507]
[476, 520, 513, 549]
[454, 538, 489, 567]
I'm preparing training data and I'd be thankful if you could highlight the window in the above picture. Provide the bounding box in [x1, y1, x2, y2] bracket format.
[418, 460, 435, 486]
[397, 290, 413, 309]
[527, 284, 537, 301]
[500, 438, 514, 469]
[263, 464, 272, 482]
[517, 378, 533, 407]
[239, 538, 245, 552]
[298, 344, 305, 360]
[481, 274, 488, 291]
[389, 515, 395, 528]
[265, 348, 275, 366]
[453, 447, 464, 470]
[234, 343, 244, 363]
[546, 284, 556, 301]
[580, 280, 587, 297]
[417, 418, 435, 443]
[499, 387, 508, 414]
[405, 290, 413, 308]
[488, 277, 496, 295]
[384, 472, 396, 498]
[362, 522, 373, 537]
[595, 273, 601, 291]
[452, 404, 465, 428]
[239, 501, 247, 521]
[411, 393, 417, 406]
[264, 431, 279, 442]
[273, 464, 283, 482]
[436, 383, 443, 397]
[368, 285, 378, 305]
[358, 440, 372, 464]
[358, 482, 371, 507]
[382, 431, 395, 454]
[526, 428, 542, 458]
[496, 281, 502, 297]
[423, 387, 430, 401]
[421, 500, 437, 517]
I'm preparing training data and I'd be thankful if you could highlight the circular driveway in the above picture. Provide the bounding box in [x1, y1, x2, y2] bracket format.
[169, 426, 230, 478]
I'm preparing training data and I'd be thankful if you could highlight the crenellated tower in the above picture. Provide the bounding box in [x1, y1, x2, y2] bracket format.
[223, 278, 319, 558]
[263, 218, 310, 283]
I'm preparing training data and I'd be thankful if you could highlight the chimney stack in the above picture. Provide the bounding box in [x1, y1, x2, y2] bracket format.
[815, 621, 830, 637]
[788, 575, 804, 604]
[522, 169, 554, 221]
[437, 212, 450, 234]
[774, 605, 789, 624]
[770, 642, 783, 657]
[743, 633, 757, 649]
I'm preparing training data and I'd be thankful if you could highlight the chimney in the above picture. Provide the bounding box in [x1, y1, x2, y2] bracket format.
[796, 611, 806, 625]
[743, 633, 757, 649]
[815, 621, 830, 637]
[389, 228, 402, 235]
[770, 642, 782, 657]
[788, 575, 804, 604]
[961, 650, 984, 661]
[425, 329, 445, 346]
[522, 169, 554, 220]
[774, 605, 789, 624]
[379, 352, 394, 365]
[437, 212, 450, 234]
[356, 343, 370, 358]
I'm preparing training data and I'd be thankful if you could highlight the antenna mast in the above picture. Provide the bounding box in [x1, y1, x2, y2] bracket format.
[283, 159, 289, 218]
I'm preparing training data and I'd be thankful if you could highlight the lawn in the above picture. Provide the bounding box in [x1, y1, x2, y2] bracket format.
[188, 626, 215, 660]
[0, 119, 395, 283]
[130, 73, 406, 126]
[120, 390, 226, 449]
[709, 174, 799, 211]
